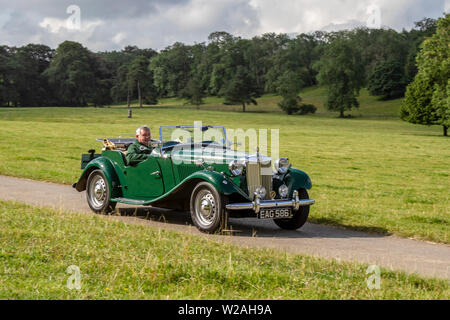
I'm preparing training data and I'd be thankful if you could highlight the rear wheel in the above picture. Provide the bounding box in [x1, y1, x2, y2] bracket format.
[273, 188, 310, 230]
[86, 169, 116, 214]
[190, 182, 228, 233]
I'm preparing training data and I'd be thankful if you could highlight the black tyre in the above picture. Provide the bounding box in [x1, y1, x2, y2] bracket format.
[86, 169, 116, 214]
[190, 181, 228, 233]
[273, 188, 310, 230]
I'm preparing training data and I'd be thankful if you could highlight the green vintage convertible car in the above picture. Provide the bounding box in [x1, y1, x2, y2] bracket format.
[73, 125, 315, 233]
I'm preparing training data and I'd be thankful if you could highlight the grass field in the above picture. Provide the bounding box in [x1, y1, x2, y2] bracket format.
[157, 86, 405, 117]
[0, 87, 448, 244]
[1, 200, 448, 299]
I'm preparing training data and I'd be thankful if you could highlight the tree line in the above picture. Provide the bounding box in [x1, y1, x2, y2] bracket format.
[0, 15, 447, 134]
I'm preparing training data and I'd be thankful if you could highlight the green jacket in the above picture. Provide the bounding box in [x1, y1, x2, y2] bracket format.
[126, 140, 152, 166]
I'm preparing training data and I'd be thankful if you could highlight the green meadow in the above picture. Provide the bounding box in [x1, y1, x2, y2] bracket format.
[1, 201, 448, 299]
[0, 87, 448, 243]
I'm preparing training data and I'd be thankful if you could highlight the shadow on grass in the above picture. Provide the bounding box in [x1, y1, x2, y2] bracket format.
[400, 132, 448, 138]
[174, 106, 276, 114]
[119, 106, 171, 110]
[113, 206, 391, 239]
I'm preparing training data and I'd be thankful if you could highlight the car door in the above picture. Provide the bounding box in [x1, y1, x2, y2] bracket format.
[124, 155, 164, 198]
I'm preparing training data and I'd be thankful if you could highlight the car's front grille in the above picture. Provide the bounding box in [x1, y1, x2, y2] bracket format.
[246, 160, 272, 200]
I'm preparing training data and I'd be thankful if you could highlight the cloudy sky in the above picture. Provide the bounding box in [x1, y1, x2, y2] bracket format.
[0, 0, 448, 52]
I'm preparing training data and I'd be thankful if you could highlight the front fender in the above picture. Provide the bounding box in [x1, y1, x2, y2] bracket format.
[184, 170, 250, 200]
[284, 168, 312, 195]
[74, 157, 121, 198]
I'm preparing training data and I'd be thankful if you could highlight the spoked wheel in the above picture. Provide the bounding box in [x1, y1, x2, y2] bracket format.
[190, 182, 228, 233]
[86, 169, 116, 214]
[274, 188, 310, 230]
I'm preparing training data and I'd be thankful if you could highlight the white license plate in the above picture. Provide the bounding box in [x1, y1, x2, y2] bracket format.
[258, 207, 292, 219]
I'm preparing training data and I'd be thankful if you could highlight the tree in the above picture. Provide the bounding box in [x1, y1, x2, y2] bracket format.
[222, 66, 258, 112]
[247, 33, 290, 95]
[208, 31, 234, 46]
[182, 77, 204, 109]
[122, 45, 157, 60]
[264, 33, 321, 93]
[0, 46, 19, 106]
[99, 46, 157, 104]
[110, 64, 130, 104]
[91, 78, 113, 107]
[315, 37, 365, 117]
[358, 28, 408, 80]
[400, 73, 435, 124]
[128, 56, 158, 107]
[44, 41, 97, 106]
[207, 37, 260, 111]
[368, 60, 406, 99]
[401, 14, 449, 136]
[128, 56, 146, 108]
[276, 70, 303, 114]
[11, 44, 55, 107]
[209, 35, 244, 96]
[404, 18, 437, 83]
[149, 42, 192, 98]
[276, 70, 316, 115]
[88, 52, 114, 107]
[278, 96, 301, 115]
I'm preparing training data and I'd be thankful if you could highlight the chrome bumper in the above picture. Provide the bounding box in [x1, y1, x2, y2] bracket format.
[226, 190, 315, 214]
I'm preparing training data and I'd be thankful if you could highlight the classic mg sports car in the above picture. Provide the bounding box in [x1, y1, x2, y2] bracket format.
[73, 125, 315, 233]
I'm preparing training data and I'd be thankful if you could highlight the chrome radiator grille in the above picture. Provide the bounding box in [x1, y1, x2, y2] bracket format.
[246, 160, 272, 200]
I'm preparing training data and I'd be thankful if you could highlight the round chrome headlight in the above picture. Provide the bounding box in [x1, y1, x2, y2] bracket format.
[255, 186, 267, 199]
[228, 160, 245, 176]
[274, 157, 291, 174]
[278, 184, 289, 198]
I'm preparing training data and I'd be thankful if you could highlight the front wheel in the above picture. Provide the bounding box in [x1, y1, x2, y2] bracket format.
[190, 182, 228, 233]
[273, 188, 310, 230]
[86, 169, 116, 214]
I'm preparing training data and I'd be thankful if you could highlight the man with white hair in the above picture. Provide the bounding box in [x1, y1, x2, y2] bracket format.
[126, 126, 153, 165]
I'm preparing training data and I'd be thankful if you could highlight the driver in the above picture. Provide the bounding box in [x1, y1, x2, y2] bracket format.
[126, 126, 153, 165]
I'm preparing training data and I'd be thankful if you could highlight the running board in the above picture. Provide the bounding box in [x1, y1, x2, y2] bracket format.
[112, 198, 147, 205]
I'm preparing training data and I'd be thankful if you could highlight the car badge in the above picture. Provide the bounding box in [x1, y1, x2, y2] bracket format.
[270, 191, 276, 199]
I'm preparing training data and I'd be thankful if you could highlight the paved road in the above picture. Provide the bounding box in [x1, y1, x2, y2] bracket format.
[0, 175, 449, 280]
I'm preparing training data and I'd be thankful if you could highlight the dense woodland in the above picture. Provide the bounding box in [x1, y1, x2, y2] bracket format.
[0, 15, 448, 134]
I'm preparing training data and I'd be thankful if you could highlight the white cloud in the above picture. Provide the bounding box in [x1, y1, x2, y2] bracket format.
[39, 17, 67, 33]
[39, 17, 103, 33]
[154, 0, 259, 40]
[0, 0, 447, 51]
[112, 32, 127, 45]
[162, 0, 218, 30]
[0, 9, 12, 29]
[242, 0, 447, 34]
